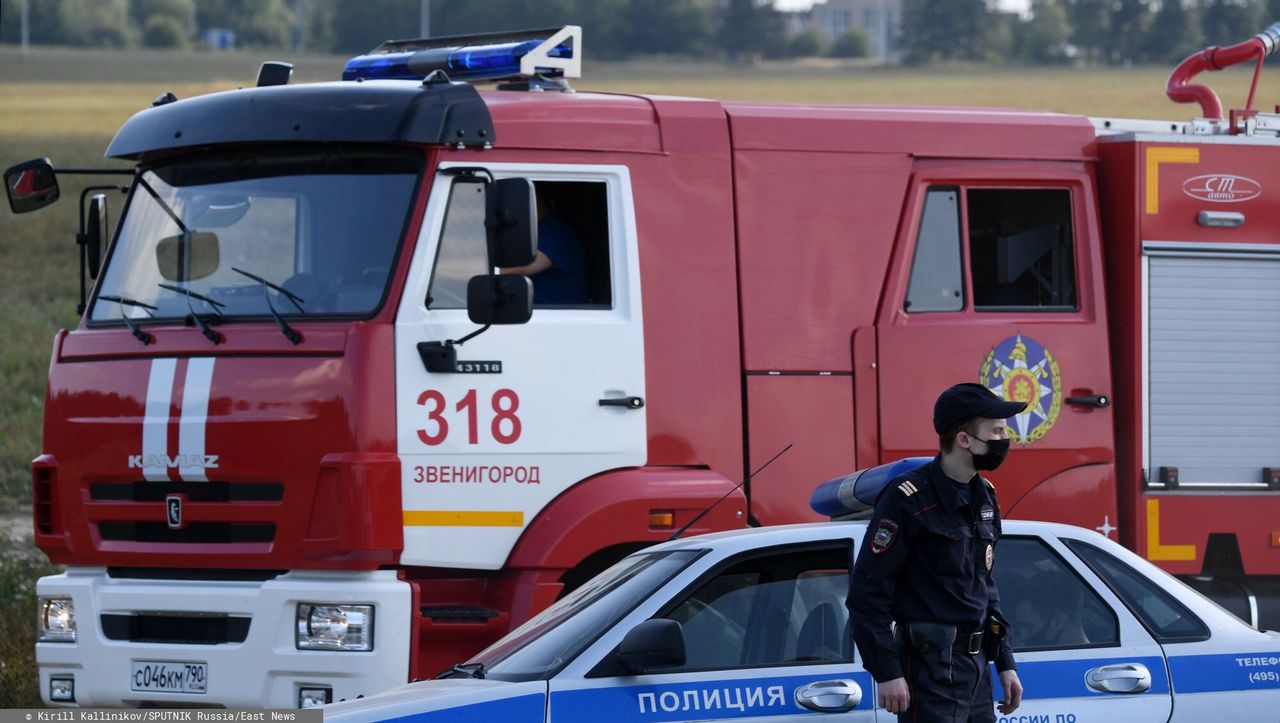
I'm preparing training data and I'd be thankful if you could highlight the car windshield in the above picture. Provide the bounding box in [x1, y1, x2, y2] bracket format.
[474, 550, 700, 682]
[90, 145, 421, 323]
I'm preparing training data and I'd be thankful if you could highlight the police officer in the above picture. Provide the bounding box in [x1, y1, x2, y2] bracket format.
[850, 383, 1025, 721]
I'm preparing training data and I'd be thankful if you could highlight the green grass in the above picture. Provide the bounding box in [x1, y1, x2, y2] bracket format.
[0, 533, 61, 708]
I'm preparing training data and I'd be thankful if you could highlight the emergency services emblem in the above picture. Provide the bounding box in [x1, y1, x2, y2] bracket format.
[871, 519, 899, 554]
[985, 543, 994, 571]
[979, 333, 1062, 445]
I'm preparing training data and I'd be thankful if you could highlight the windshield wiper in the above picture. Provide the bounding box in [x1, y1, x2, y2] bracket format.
[436, 662, 486, 680]
[98, 294, 158, 345]
[231, 267, 303, 344]
[158, 283, 225, 344]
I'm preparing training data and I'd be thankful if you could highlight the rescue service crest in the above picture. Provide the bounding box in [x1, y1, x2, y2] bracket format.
[979, 333, 1062, 445]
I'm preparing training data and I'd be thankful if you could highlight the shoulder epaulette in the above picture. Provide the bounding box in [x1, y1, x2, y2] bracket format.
[983, 478, 996, 491]
[897, 480, 920, 497]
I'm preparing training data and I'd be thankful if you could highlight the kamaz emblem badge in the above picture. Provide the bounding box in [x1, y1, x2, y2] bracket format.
[166, 494, 183, 529]
[979, 333, 1062, 445]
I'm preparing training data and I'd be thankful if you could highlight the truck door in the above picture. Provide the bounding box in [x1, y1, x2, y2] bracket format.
[395, 162, 646, 569]
[875, 163, 1118, 533]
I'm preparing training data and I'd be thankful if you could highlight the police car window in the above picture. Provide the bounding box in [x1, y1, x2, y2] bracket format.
[655, 544, 850, 672]
[475, 550, 699, 682]
[968, 188, 1078, 311]
[992, 537, 1118, 651]
[428, 179, 613, 310]
[1064, 538, 1210, 643]
[905, 187, 964, 312]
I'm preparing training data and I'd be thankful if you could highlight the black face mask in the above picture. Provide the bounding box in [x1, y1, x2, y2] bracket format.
[969, 436, 1010, 471]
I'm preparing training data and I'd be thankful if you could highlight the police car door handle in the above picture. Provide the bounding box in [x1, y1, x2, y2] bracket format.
[1085, 663, 1152, 694]
[598, 396, 644, 409]
[794, 679, 862, 712]
[1066, 394, 1110, 408]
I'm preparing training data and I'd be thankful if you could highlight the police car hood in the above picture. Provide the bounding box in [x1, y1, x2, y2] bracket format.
[322, 678, 547, 722]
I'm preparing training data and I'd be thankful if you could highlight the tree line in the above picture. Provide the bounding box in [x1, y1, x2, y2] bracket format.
[2, 0, 1280, 66]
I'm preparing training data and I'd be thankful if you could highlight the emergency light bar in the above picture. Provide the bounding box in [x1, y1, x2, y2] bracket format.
[810, 457, 931, 518]
[343, 25, 581, 83]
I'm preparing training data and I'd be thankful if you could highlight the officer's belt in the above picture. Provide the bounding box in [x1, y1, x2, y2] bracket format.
[900, 623, 984, 655]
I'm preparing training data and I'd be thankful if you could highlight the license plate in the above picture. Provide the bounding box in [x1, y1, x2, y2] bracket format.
[130, 660, 208, 694]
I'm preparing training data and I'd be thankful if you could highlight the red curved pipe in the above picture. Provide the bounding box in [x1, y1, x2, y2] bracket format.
[1166, 38, 1266, 120]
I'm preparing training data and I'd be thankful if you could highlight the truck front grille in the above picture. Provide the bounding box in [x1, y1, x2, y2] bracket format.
[101, 613, 251, 645]
[90, 481, 283, 502]
[98, 522, 276, 544]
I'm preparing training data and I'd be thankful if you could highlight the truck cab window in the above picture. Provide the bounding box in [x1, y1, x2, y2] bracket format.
[969, 188, 1077, 311]
[428, 178, 613, 310]
[906, 187, 964, 312]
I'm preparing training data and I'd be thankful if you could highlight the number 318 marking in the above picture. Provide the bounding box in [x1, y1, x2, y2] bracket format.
[417, 388, 521, 446]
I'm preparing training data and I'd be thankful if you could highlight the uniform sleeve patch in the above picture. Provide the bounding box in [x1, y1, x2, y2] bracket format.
[871, 519, 900, 554]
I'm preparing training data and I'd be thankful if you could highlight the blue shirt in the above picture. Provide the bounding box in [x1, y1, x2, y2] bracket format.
[533, 217, 588, 304]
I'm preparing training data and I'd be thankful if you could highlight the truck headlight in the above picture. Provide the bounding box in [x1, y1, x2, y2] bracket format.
[39, 597, 76, 643]
[296, 603, 373, 651]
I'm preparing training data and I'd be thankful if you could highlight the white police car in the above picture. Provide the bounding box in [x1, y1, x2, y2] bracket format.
[325, 514, 1280, 723]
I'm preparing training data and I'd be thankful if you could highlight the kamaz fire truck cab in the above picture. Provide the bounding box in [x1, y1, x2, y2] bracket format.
[10, 22, 1280, 710]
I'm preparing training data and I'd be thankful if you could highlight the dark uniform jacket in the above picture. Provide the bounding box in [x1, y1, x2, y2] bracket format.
[849, 455, 1016, 682]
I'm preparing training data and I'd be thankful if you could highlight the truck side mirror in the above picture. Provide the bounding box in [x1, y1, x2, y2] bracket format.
[615, 619, 686, 675]
[466, 275, 533, 325]
[4, 157, 60, 214]
[85, 194, 108, 279]
[488, 177, 537, 268]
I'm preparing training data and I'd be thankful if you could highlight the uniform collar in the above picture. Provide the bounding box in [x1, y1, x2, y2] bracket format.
[927, 455, 987, 512]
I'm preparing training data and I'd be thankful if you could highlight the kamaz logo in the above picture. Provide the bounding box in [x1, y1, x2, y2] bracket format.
[128, 454, 220, 469]
[166, 494, 183, 529]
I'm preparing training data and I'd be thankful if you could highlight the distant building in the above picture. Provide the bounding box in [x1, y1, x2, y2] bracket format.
[203, 28, 237, 51]
[786, 0, 901, 62]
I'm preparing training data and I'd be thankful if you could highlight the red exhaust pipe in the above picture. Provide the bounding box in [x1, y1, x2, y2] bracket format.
[1166, 22, 1280, 120]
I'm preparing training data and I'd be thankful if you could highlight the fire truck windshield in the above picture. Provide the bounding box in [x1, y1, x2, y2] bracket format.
[89, 145, 422, 324]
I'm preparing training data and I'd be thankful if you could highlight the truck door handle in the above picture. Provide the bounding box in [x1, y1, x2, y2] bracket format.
[794, 679, 862, 712]
[599, 396, 644, 409]
[1066, 394, 1110, 408]
[1085, 663, 1152, 694]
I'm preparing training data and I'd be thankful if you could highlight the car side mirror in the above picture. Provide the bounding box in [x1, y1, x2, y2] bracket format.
[85, 194, 108, 279]
[466, 275, 533, 325]
[4, 157, 60, 214]
[488, 177, 537, 268]
[615, 619, 686, 675]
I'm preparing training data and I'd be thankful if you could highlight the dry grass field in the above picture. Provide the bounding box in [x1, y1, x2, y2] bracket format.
[0, 41, 1272, 706]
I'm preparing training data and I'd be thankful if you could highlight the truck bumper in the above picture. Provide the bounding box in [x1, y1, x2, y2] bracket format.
[36, 567, 412, 708]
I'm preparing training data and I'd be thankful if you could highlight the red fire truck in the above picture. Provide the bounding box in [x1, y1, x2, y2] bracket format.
[8, 22, 1280, 709]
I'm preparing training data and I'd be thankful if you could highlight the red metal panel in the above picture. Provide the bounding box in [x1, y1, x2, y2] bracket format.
[1096, 140, 1145, 553]
[482, 92, 662, 153]
[1140, 141, 1280, 246]
[745, 375, 856, 525]
[504, 468, 746, 571]
[736, 150, 912, 372]
[725, 104, 1097, 161]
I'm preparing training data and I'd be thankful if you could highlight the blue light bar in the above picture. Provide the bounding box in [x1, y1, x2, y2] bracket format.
[810, 457, 931, 518]
[344, 39, 573, 82]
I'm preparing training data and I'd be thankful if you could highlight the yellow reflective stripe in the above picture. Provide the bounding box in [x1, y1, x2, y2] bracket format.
[403, 510, 524, 527]
[1145, 498, 1196, 562]
[1145, 147, 1199, 215]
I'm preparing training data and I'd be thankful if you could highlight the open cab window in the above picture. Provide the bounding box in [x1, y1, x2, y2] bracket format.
[906, 186, 1078, 313]
[90, 145, 422, 324]
[428, 178, 613, 310]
